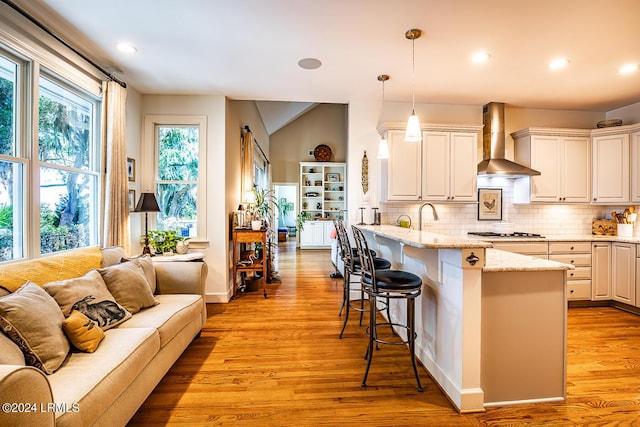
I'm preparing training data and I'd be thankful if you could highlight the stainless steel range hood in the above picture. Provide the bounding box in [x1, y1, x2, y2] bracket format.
[477, 102, 540, 176]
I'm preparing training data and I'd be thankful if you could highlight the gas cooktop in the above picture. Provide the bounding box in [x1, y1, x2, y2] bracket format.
[467, 231, 545, 238]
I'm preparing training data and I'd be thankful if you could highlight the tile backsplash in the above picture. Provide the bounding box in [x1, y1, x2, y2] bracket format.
[377, 177, 632, 237]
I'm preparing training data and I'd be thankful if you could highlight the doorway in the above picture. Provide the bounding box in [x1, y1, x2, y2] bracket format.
[273, 182, 298, 244]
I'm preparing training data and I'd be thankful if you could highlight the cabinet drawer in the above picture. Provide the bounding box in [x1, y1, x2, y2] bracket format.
[549, 253, 591, 267]
[567, 280, 592, 300]
[549, 242, 591, 254]
[491, 242, 548, 256]
[567, 266, 591, 280]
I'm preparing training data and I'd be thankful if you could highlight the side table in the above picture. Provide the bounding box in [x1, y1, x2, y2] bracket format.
[232, 228, 268, 298]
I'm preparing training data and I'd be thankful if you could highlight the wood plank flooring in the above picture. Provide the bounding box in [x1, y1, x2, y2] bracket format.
[130, 241, 640, 426]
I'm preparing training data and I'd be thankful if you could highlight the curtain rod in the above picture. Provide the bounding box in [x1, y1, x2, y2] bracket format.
[244, 125, 270, 165]
[1, 0, 127, 88]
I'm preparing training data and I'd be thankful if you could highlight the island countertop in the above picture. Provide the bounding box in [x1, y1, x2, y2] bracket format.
[484, 248, 574, 272]
[355, 224, 492, 249]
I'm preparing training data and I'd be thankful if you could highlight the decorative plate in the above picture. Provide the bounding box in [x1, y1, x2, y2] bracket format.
[314, 144, 332, 161]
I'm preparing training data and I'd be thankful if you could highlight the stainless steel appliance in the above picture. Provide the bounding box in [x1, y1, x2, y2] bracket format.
[467, 231, 545, 238]
[477, 102, 541, 176]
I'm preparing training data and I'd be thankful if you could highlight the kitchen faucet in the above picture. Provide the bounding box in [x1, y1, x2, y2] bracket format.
[418, 202, 439, 230]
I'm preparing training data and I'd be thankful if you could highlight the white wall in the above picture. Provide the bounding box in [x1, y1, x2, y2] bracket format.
[135, 95, 227, 302]
[607, 101, 640, 124]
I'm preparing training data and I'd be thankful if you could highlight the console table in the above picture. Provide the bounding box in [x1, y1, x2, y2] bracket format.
[232, 228, 268, 298]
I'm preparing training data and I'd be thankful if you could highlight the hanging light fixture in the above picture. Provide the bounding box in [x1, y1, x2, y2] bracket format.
[404, 28, 422, 142]
[376, 74, 390, 159]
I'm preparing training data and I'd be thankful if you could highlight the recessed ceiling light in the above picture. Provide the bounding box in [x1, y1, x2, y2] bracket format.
[298, 58, 322, 70]
[116, 42, 137, 54]
[619, 63, 639, 75]
[471, 51, 491, 64]
[549, 57, 569, 70]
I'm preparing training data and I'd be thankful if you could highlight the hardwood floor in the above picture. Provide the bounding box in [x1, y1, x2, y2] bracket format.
[130, 241, 640, 426]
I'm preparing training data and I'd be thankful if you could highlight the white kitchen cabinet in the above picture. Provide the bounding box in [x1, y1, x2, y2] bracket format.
[612, 242, 635, 305]
[591, 131, 629, 204]
[630, 130, 640, 202]
[635, 245, 640, 309]
[423, 131, 478, 201]
[384, 130, 422, 200]
[591, 242, 611, 300]
[548, 241, 592, 301]
[512, 128, 591, 203]
[299, 220, 334, 248]
[380, 123, 482, 202]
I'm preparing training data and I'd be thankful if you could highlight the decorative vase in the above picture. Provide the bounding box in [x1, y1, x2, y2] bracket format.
[251, 220, 262, 231]
[176, 241, 189, 254]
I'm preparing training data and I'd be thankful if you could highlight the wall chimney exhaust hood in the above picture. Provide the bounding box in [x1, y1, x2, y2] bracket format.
[477, 102, 540, 176]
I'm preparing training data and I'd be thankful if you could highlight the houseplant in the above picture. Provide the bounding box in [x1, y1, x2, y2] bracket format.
[251, 186, 279, 229]
[146, 230, 184, 255]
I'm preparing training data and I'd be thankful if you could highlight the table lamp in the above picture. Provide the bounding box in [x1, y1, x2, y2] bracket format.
[134, 192, 161, 255]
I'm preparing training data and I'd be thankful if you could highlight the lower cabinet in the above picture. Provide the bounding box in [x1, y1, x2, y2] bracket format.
[612, 242, 636, 305]
[299, 220, 334, 249]
[548, 241, 592, 301]
[591, 242, 612, 300]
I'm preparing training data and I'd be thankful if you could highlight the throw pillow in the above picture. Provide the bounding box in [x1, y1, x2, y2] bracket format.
[62, 310, 105, 353]
[119, 255, 157, 293]
[44, 269, 131, 330]
[0, 282, 70, 374]
[99, 262, 158, 314]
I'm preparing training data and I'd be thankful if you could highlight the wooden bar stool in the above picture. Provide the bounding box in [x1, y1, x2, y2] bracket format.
[352, 225, 423, 392]
[333, 219, 391, 338]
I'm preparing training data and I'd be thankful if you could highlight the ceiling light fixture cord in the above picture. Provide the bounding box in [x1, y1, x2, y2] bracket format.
[404, 29, 422, 142]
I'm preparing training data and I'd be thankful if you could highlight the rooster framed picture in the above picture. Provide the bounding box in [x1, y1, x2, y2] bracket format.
[478, 188, 502, 221]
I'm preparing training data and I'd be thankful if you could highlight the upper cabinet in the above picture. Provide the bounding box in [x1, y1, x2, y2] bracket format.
[513, 128, 591, 204]
[591, 129, 630, 204]
[380, 123, 482, 202]
[630, 131, 640, 202]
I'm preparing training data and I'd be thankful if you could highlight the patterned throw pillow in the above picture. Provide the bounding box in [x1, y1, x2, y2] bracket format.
[0, 282, 70, 374]
[62, 310, 105, 353]
[44, 269, 131, 330]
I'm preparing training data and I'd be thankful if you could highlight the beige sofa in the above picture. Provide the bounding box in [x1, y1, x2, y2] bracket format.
[0, 246, 207, 427]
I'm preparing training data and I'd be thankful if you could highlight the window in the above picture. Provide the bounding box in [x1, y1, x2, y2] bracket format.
[146, 116, 207, 240]
[0, 53, 24, 261]
[38, 75, 99, 254]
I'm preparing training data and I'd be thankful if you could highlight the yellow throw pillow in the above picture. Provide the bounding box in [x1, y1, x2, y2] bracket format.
[62, 310, 105, 353]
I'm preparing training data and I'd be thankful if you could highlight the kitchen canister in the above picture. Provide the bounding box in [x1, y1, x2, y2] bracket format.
[617, 223, 633, 237]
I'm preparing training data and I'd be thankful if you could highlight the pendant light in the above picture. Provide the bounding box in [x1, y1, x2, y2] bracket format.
[404, 29, 422, 142]
[376, 74, 390, 159]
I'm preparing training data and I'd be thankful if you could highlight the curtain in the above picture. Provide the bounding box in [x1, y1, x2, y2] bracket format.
[101, 81, 130, 253]
[242, 128, 254, 201]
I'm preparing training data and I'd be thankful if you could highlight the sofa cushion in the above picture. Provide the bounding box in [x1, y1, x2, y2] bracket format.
[62, 310, 105, 353]
[0, 282, 70, 374]
[0, 246, 102, 293]
[117, 294, 202, 347]
[44, 269, 131, 330]
[47, 327, 159, 424]
[0, 330, 25, 365]
[100, 246, 128, 268]
[120, 255, 156, 293]
[99, 262, 158, 314]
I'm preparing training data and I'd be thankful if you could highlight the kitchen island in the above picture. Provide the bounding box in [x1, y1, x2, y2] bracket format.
[355, 225, 573, 412]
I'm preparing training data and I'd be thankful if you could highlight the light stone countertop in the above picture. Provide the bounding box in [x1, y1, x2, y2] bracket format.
[483, 248, 574, 272]
[356, 225, 492, 249]
[472, 234, 640, 244]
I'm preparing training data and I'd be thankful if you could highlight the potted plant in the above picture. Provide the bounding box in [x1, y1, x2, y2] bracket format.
[146, 230, 180, 255]
[296, 211, 311, 231]
[251, 186, 279, 229]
